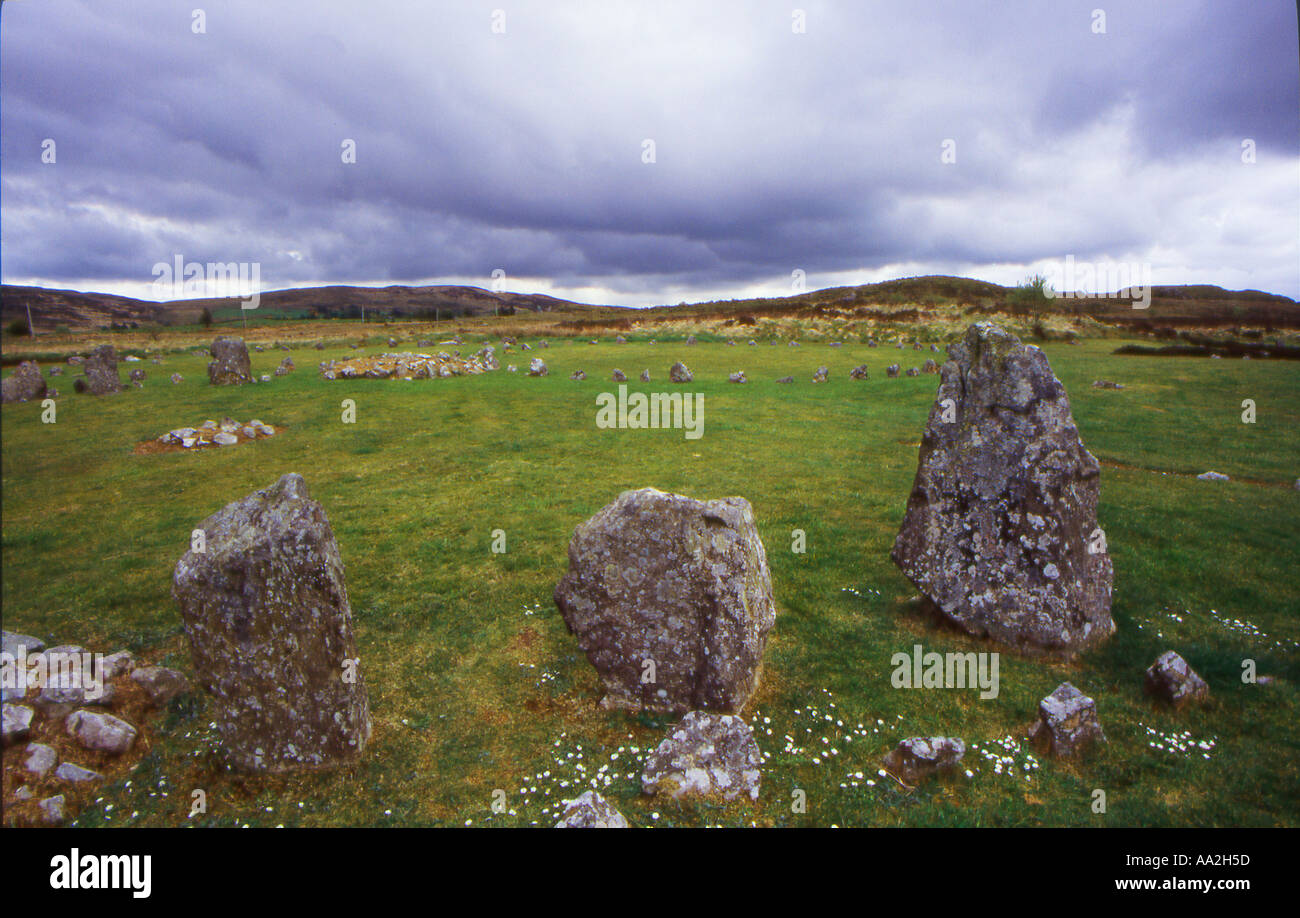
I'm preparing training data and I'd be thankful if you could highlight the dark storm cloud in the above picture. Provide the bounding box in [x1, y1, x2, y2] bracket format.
[2, 0, 1296, 304]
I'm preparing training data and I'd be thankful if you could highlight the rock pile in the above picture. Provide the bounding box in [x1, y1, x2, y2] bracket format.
[155, 418, 278, 449]
[320, 351, 496, 380]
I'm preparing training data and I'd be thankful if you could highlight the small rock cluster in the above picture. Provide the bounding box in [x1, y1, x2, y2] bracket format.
[1, 630, 189, 825]
[320, 351, 496, 380]
[156, 418, 277, 449]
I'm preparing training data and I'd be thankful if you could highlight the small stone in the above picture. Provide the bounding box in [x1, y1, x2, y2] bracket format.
[776, 375, 794, 384]
[131, 665, 191, 707]
[728, 371, 748, 383]
[883, 736, 965, 784]
[24, 742, 58, 776]
[39, 795, 67, 824]
[66, 709, 137, 755]
[640, 369, 650, 382]
[98, 650, 135, 679]
[1144, 651, 1210, 708]
[55, 762, 104, 784]
[2, 631, 45, 656]
[642, 711, 762, 802]
[171, 373, 184, 384]
[1196, 471, 1229, 481]
[212, 432, 239, 446]
[3, 703, 35, 746]
[1029, 682, 1106, 757]
[555, 790, 629, 828]
[569, 369, 587, 381]
[849, 365, 869, 379]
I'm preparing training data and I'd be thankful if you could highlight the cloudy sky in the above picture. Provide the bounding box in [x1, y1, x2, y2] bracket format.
[3, 0, 1297, 306]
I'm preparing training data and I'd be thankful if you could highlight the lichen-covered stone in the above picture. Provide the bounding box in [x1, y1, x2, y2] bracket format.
[641, 711, 762, 802]
[555, 790, 629, 828]
[2, 703, 34, 746]
[554, 488, 775, 714]
[669, 361, 693, 383]
[890, 323, 1115, 655]
[172, 473, 371, 772]
[1, 361, 47, 403]
[207, 336, 252, 385]
[1028, 681, 1106, 757]
[73, 345, 124, 395]
[131, 665, 191, 707]
[883, 736, 965, 784]
[1144, 651, 1210, 708]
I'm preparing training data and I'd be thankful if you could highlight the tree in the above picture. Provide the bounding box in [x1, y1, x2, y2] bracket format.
[199, 307, 214, 328]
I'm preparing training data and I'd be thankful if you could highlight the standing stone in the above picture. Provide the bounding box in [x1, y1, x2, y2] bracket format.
[883, 736, 965, 784]
[728, 370, 748, 383]
[73, 345, 124, 395]
[555, 791, 629, 828]
[849, 365, 869, 380]
[170, 372, 184, 384]
[641, 711, 762, 801]
[528, 358, 549, 377]
[554, 488, 775, 713]
[921, 358, 939, 374]
[208, 337, 253, 385]
[890, 323, 1114, 655]
[886, 364, 901, 378]
[172, 473, 371, 771]
[1028, 682, 1106, 757]
[1144, 651, 1210, 708]
[640, 369, 650, 382]
[129, 368, 146, 387]
[1, 361, 47, 403]
[612, 368, 627, 382]
[812, 366, 829, 383]
[669, 361, 693, 383]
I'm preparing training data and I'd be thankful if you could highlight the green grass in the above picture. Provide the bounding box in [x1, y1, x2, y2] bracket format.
[2, 333, 1298, 827]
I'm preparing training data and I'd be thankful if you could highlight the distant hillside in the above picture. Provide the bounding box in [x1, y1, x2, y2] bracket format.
[3, 275, 1297, 332]
[0, 283, 621, 331]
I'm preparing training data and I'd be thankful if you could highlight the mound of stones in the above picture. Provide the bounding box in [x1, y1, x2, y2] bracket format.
[890, 323, 1115, 656]
[1, 630, 190, 825]
[641, 711, 762, 802]
[883, 736, 965, 784]
[208, 336, 253, 385]
[172, 473, 371, 772]
[1, 361, 47, 403]
[1144, 651, 1210, 708]
[553, 488, 776, 713]
[555, 791, 628, 828]
[1028, 682, 1106, 757]
[156, 417, 277, 449]
[73, 345, 124, 395]
[669, 361, 693, 383]
[321, 351, 496, 380]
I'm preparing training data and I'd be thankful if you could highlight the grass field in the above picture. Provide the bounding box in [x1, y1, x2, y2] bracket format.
[2, 329, 1298, 827]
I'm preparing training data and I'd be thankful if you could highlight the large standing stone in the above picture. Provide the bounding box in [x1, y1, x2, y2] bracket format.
[172, 473, 371, 771]
[641, 711, 762, 802]
[553, 488, 775, 713]
[1, 361, 47, 403]
[207, 336, 253, 385]
[890, 322, 1114, 655]
[73, 345, 124, 395]
[1028, 682, 1106, 757]
[1144, 651, 1210, 708]
[669, 361, 693, 383]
